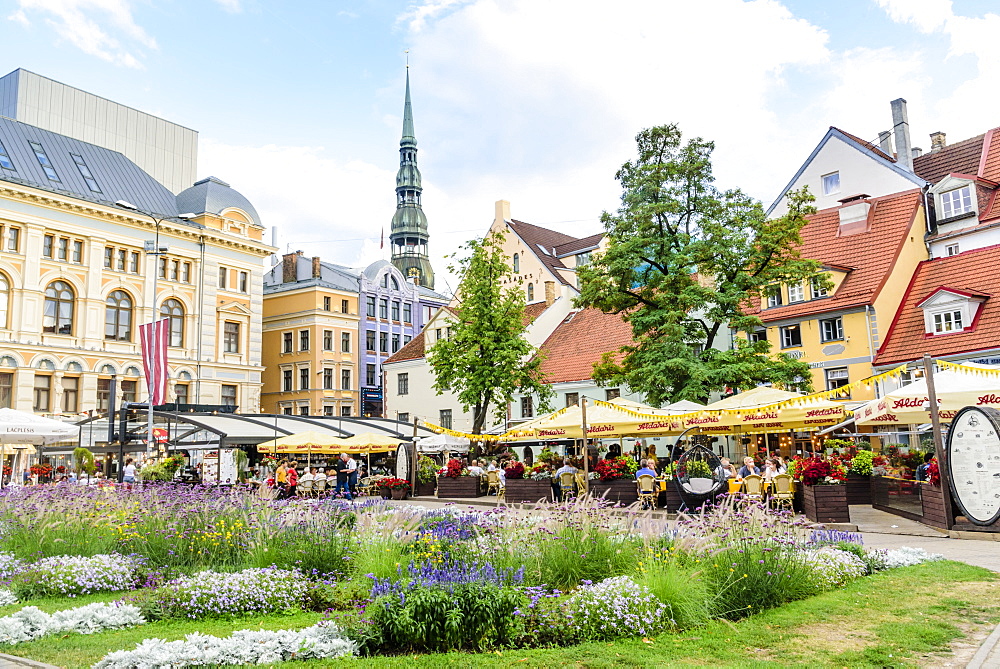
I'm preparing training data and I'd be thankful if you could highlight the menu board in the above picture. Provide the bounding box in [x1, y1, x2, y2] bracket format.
[947, 407, 1000, 526]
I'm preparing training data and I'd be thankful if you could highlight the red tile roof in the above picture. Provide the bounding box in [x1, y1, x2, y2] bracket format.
[834, 127, 895, 162]
[875, 244, 1000, 366]
[913, 133, 986, 183]
[537, 308, 635, 383]
[522, 301, 550, 326]
[752, 189, 923, 322]
[384, 333, 425, 364]
[981, 129, 1000, 183]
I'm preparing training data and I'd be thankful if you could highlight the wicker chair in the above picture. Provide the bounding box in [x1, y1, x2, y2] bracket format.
[558, 471, 577, 501]
[357, 476, 378, 497]
[486, 470, 503, 497]
[297, 479, 314, 497]
[313, 477, 327, 497]
[741, 474, 765, 503]
[636, 474, 657, 509]
[770, 474, 795, 510]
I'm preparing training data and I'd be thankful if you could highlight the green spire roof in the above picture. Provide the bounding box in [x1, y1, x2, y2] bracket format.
[401, 69, 416, 147]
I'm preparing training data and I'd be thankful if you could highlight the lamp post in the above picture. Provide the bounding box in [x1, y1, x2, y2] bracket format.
[114, 201, 197, 458]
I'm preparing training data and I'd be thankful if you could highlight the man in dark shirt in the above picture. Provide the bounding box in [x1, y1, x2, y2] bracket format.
[333, 453, 352, 499]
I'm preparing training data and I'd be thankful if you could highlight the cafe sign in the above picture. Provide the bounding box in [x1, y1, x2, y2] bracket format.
[947, 406, 1000, 526]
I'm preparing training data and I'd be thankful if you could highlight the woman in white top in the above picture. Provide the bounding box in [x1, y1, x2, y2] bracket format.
[122, 458, 137, 484]
[762, 458, 781, 481]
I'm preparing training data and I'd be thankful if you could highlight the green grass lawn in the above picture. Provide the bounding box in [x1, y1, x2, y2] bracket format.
[9, 561, 1000, 668]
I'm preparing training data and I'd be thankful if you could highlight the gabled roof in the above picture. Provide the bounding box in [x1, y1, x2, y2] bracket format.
[508, 219, 579, 285]
[875, 244, 1000, 366]
[766, 127, 926, 216]
[554, 232, 604, 257]
[384, 332, 425, 364]
[522, 301, 550, 326]
[753, 189, 923, 322]
[537, 308, 634, 384]
[0, 115, 178, 215]
[913, 133, 987, 183]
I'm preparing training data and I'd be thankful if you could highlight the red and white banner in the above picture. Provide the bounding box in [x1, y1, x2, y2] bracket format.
[139, 318, 169, 406]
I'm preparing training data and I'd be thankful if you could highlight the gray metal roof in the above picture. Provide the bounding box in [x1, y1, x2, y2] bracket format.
[0, 115, 178, 215]
[176, 176, 262, 227]
[263, 255, 361, 293]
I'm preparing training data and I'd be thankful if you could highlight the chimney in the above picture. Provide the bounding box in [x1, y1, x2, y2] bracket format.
[544, 281, 556, 306]
[495, 200, 511, 224]
[837, 195, 872, 236]
[930, 131, 946, 153]
[311, 256, 321, 278]
[891, 98, 913, 172]
[877, 131, 893, 156]
[271, 226, 278, 247]
[281, 253, 297, 283]
[911, 146, 923, 159]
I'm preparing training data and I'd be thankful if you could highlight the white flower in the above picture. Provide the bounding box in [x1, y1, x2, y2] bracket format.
[0, 602, 143, 646]
[882, 546, 945, 569]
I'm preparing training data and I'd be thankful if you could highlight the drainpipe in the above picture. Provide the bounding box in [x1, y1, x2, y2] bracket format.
[196, 235, 206, 403]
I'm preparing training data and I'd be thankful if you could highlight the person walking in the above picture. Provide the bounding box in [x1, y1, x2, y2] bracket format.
[275, 460, 288, 495]
[286, 461, 299, 498]
[346, 455, 358, 495]
[122, 458, 137, 487]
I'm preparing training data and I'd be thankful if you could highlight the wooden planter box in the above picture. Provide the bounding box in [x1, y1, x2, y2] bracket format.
[802, 484, 850, 524]
[662, 480, 683, 512]
[846, 474, 872, 506]
[920, 483, 949, 529]
[504, 478, 553, 504]
[414, 481, 437, 497]
[436, 476, 482, 498]
[590, 478, 639, 505]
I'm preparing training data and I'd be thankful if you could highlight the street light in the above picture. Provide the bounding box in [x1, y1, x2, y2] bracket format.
[114, 201, 198, 457]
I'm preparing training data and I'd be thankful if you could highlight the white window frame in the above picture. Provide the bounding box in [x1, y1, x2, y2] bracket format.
[767, 286, 782, 308]
[787, 283, 804, 303]
[932, 310, 964, 334]
[945, 243, 960, 256]
[819, 317, 843, 343]
[779, 324, 802, 348]
[810, 276, 828, 299]
[821, 171, 840, 196]
[939, 185, 973, 219]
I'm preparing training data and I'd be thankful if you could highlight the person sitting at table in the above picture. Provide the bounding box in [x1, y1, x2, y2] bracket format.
[761, 458, 781, 481]
[774, 456, 787, 474]
[555, 458, 577, 479]
[737, 456, 760, 478]
[300, 468, 315, 487]
[466, 459, 484, 476]
[716, 457, 737, 479]
[635, 459, 656, 479]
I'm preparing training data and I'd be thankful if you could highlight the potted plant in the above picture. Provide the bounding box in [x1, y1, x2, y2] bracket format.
[796, 456, 849, 523]
[504, 460, 552, 503]
[381, 477, 411, 500]
[590, 456, 639, 504]
[436, 458, 482, 498]
[415, 456, 437, 497]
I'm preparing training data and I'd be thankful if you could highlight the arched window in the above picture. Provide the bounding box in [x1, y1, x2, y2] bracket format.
[43, 280, 74, 334]
[104, 290, 132, 341]
[391, 276, 399, 290]
[513, 253, 520, 273]
[527, 283, 534, 301]
[0, 274, 8, 329]
[160, 299, 184, 347]
[381, 274, 389, 288]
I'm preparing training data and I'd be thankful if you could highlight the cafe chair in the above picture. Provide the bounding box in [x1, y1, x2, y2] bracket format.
[559, 471, 577, 501]
[356, 476, 376, 497]
[297, 479, 313, 497]
[636, 474, 657, 510]
[486, 470, 503, 496]
[313, 478, 327, 498]
[770, 474, 795, 510]
[741, 474, 765, 503]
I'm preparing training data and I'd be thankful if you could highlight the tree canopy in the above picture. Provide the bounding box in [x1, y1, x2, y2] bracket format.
[429, 231, 553, 434]
[576, 124, 822, 405]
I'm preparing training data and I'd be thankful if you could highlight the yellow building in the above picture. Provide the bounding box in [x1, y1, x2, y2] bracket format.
[0, 117, 273, 415]
[261, 253, 360, 416]
[750, 189, 928, 402]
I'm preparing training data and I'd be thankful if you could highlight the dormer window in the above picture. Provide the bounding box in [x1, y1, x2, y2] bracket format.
[933, 311, 963, 333]
[940, 185, 973, 219]
[822, 172, 840, 196]
[918, 288, 986, 336]
[766, 285, 782, 308]
[810, 276, 828, 298]
[787, 283, 804, 303]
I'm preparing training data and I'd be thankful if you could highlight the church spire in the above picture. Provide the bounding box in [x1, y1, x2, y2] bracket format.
[389, 66, 435, 289]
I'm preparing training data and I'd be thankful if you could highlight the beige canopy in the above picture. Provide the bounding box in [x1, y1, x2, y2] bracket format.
[256, 430, 345, 454]
[855, 370, 1000, 425]
[685, 386, 845, 434]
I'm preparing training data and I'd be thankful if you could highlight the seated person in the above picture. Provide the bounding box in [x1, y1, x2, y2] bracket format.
[300, 468, 315, 484]
[737, 456, 761, 478]
[314, 468, 328, 483]
[467, 459, 486, 477]
[716, 457, 737, 479]
[635, 458, 657, 479]
[554, 458, 577, 479]
[761, 458, 781, 481]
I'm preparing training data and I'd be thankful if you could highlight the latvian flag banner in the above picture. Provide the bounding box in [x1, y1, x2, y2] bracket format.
[139, 318, 169, 407]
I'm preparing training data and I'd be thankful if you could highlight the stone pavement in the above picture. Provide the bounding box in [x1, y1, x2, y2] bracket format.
[0, 654, 57, 669]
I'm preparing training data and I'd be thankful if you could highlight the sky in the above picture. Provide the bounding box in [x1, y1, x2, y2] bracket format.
[3, 0, 1000, 294]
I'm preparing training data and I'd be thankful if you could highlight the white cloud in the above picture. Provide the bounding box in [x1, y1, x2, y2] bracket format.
[9, 0, 155, 68]
[214, 0, 242, 13]
[874, 0, 953, 33]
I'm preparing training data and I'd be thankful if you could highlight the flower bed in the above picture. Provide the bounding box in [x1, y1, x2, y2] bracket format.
[9, 554, 152, 599]
[589, 479, 638, 505]
[0, 602, 144, 646]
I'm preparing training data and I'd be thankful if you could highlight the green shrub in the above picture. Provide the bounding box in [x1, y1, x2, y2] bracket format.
[360, 582, 523, 653]
[701, 544, 818, 619]
[533, 528, 639, 588]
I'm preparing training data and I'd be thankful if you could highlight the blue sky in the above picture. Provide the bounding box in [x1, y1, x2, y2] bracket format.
[3, 0, 999, 291]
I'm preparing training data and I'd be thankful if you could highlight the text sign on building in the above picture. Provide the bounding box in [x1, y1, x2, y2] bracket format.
[362, 389, 383, 402]
[947, 406, 1000, 526]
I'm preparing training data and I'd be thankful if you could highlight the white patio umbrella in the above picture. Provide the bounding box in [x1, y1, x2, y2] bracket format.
[0, 408, 79, 487]
[854, 370, 1000, 425]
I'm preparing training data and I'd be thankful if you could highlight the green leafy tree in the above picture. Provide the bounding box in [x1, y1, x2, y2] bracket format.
[576, 124, 822, 404]
[429, 231, 554, 434]
[72, 447, 96, 477]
